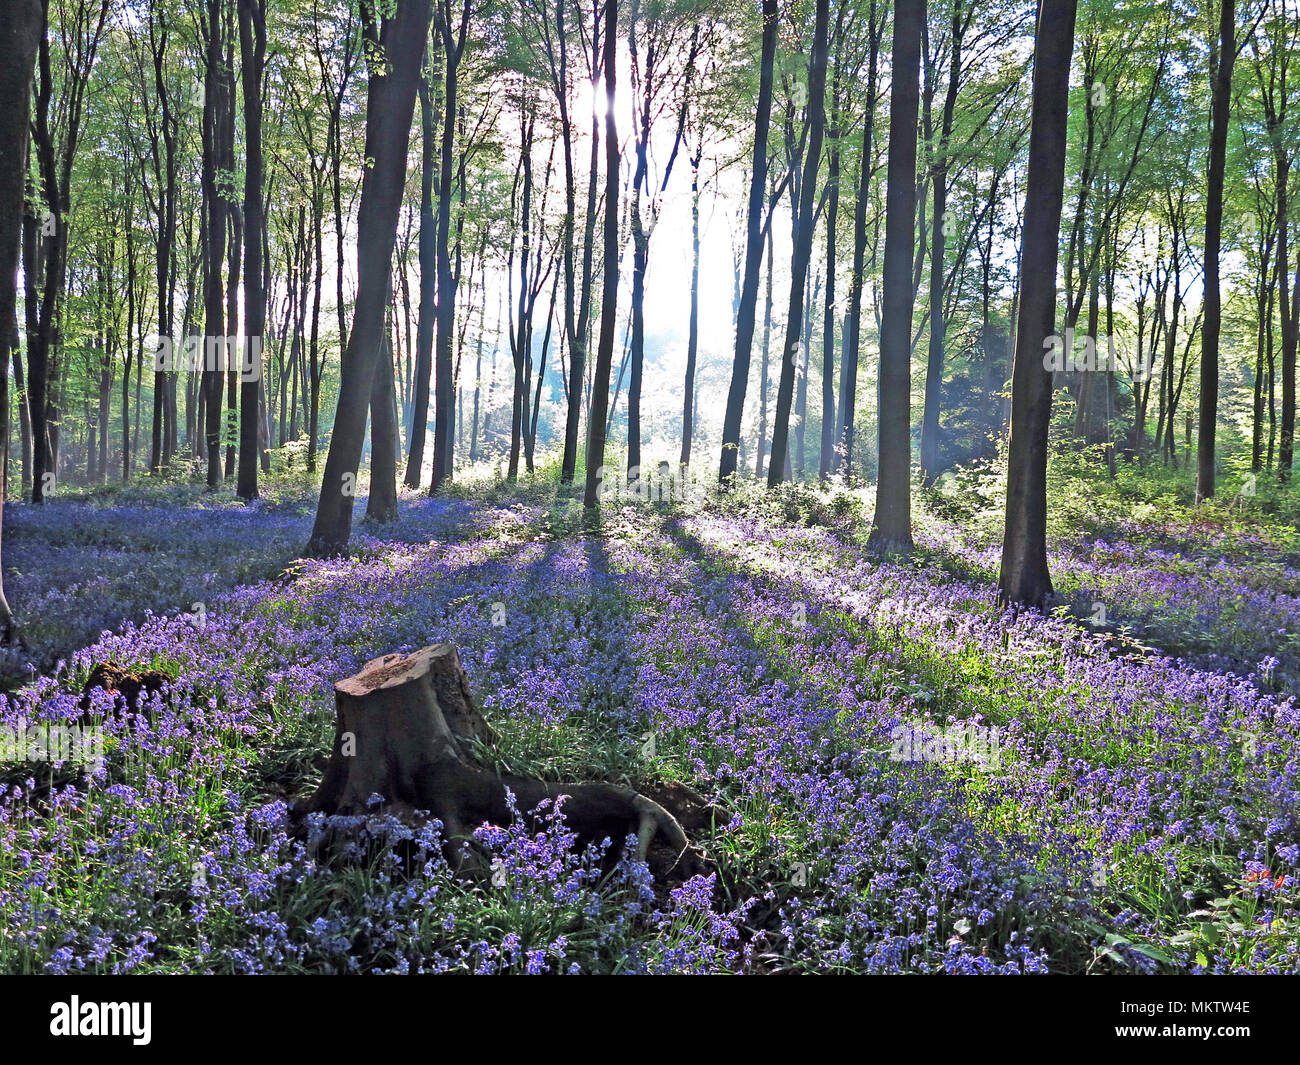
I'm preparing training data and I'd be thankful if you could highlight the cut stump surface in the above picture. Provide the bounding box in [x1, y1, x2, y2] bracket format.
[300, 643, 703, 877]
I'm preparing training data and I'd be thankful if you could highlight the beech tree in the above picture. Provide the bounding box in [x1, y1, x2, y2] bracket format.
[0, 0, 46, 639]
[719, 0, 778, 485]
[27, 0, 111, 502]
[837, 0, 883, 481]
[306, 0, 433, 555]
[430, 0, 474, 494]
[199, 0, 230, 491]
[767, 0, 830, 488]
[867, 0, 922, 547]
[583, 0, 620, 508]
[236, 0, 267, 500]
[998, 0, 1077, 607]
[1195, 0, 1235, 504]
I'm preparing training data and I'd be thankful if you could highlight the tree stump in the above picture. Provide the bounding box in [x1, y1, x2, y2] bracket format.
[299, 643, 699, 875]
[78, 662, 173, 724]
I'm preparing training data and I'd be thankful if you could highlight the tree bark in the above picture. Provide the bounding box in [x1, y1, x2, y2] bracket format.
[237, 0, 266, 500]
[306, 0, 433, 555]
[818, 69, 840, 482]
[367, 333, 400, 521]
[754, 229, 774, 478]
[201, 0, 228, 492]
[508, 109, 536, 482]
[431, 0, 472, 494]
[998, 0, 1077, 607]
[1196, 0, 1234, 504]
[28, 0, 110, 502]
[768, 0, 830, 488]
[681, 134, 703, 468]
[1287, 248, 1300, 477]
[405, 29, 441, 488]
[867, 0, 923, 546]
[718, 0, 778, 484]
[627, 149, 648, 482]
[223, 18, 241, 484]
[583, 0, 621, 508]
[146, 2, 178, 473]
[918, 0, 963, 483]
[555, 0, 588, 486]
[838, 0, 881, 481]
[0, 0, 44, 638]
[1279, 184, 1297, 479]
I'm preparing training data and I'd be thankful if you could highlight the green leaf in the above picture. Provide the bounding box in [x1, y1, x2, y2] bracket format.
[1128, 942, 1173, 965]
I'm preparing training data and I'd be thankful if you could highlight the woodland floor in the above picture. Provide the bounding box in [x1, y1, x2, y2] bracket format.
[0, 467, 1297, 973]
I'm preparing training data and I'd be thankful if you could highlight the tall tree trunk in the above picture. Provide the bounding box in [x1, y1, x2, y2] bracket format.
[237, 0, 266, 500]
[225, 225, 242, 478]
[819, 67, 840, 481]
[508, 110, 535, 482]
[307, 188, 325, 471]
[1160, 214, 1184, 464]
[557, 0, 590, 486]
[919, 0, 963, 483]
[368, 332, 399, 520]
[1268, 251, 1279, 469]
[148, 3, 178, 473]
[583, 0, 620, 507]
[624, 16, 696, 482]
[1196, 0, 1234, 503]
[1075, 234, 1100, 438]
[0, 0, 43, 637]
[627, 181, 647, 481]
[867, 0, 923, 546]
[528, 276, 556, 460]
[13, 333, 31, 490]
[431, 0, 472, 494]
[719, 0, 778, 484]
[755, 228, 774, 479]
[1281, 178, 1297, 478]
[223, 11, 241, 484]
[327, 19, 360, 363]
[29, 1, 111, 501]
[405, 29, 441, 487]
[470, 235, 488, 463]
[201, 0, 229, 491]
[123, 198, 136, 480]
[681, 136, 702, 468]
[838, 0, 881, 481]
[794, 269, 818, 479]
[1288, 249, 1300, 477]
[306, 0, 433, 555]
[998, 0, 1077, 606]
[768, 0, 830, 487]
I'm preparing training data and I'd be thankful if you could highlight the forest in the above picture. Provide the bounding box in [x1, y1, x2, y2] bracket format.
[0, 0, 1298, 980]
